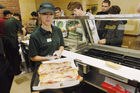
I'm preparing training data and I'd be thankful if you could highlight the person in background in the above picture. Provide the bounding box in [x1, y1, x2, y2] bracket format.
[86, 9, 92, 15]
[54, 7, 67, 37]
[13, 13, 22, 21]
[55, 7, 64, 17]
[0, 10, 12, 39]
[0, 4, 13, 93]
[0, 37, 11, 93]
[67, 1, 87, 16]
[96, 0, 111, 15]
[29, 2, 64, 93]
[25, 11, 39, 34]
[3, 13, 26, 89]
[67, 1, 87, 40]
[31, 11, 38, 19]
[98, 5, 125, 47]
[96, 0, 111, 43]
[67, 1, 100, 43]
[31, 11, 38, 26]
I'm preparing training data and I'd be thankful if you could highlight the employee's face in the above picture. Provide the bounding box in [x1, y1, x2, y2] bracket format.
[39, 12, 54, 26]
[55, 10, 61, 17]
[102, 3, 110, 12]
[73, 8, 81, 16]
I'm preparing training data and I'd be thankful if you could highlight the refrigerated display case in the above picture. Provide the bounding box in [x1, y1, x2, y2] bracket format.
[53, 15, 140, 93]
[54, 15, 140, 69]
[54, 16, 90, 52]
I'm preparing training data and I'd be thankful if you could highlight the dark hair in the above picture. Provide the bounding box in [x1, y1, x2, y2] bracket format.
[31, 11, 38, 17]
[3, 10, 12, 17]
[67, 1, 83, 11]
[103, 0, 111, 6]
[55, 7, 61, 11]
[86, 9, 91, 12]
[108, 5, 121, 14]
[13, 13, 22, 22]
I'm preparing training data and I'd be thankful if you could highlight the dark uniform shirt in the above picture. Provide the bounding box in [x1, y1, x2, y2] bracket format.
[99, 21, 124, 47]
[29, 26, 64, 58]
[0, 37, 7, 72]
[4, 17, 23, 40]
[0, 37, 11, 93]
[0, 38, 4, 63]
[96, 11, 108, 15]
[3, 17, 23, 75]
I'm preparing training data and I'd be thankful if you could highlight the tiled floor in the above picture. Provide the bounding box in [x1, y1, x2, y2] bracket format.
[10, 72, 63, 93]
[10, 73, 38, 93]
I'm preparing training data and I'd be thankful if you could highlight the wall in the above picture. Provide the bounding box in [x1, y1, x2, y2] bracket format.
[35, 0, 140, 15]
[19, 0, 36, 22]
[1, 0, 139, 20]
[35, 0, 98, 16]
[0, 0, 20, 18]
[98, 0, 140, 14]
[85, 0, 98, 14]
[122, 35, 137, 49]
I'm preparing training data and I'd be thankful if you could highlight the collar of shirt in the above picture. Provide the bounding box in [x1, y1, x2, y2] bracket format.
[40, 25, 54, 36]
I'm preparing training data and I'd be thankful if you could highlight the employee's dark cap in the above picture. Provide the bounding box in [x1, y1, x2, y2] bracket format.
[38, 2, 55, 14]
[0, 4, 5, 9]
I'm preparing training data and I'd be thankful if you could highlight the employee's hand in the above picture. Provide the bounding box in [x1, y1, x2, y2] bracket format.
[48, 56, 58, 61]
[98, 39, 106, 44]
[53, 50, 62, 59]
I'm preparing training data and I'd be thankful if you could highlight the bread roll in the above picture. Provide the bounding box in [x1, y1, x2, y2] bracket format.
[106, 61, 121, 70]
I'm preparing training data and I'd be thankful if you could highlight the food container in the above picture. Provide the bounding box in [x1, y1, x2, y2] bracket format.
[31, 58, 81, 91]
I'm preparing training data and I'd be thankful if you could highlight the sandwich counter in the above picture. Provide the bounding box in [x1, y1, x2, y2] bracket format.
[54, 15, 140, 93]
[20, 15, 140, 93]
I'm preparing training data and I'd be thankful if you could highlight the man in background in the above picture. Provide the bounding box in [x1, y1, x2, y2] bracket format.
[0, 36, 11, 93]
[67, 2, 87, 16]
[4, 13, 26, 89]
[98, 5, 125, 47]
[31, 11, 38, 26]
[55, 7, 64, 17]
[0, 4, 13, 93]
[25, 11, 38, 34]
[54, 7, 68, 37]
[96, 0, 111, 15]
[67, 1, 100, 43]
[0, 10, 12, 39]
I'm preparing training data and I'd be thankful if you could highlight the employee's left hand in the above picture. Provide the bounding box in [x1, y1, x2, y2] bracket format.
[98, 39, 106, 44]
[53, 50, 62, 59]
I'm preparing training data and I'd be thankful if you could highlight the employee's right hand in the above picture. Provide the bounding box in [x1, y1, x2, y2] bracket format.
[53, 50, 62, 59]
[48, 56, 58, 61]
